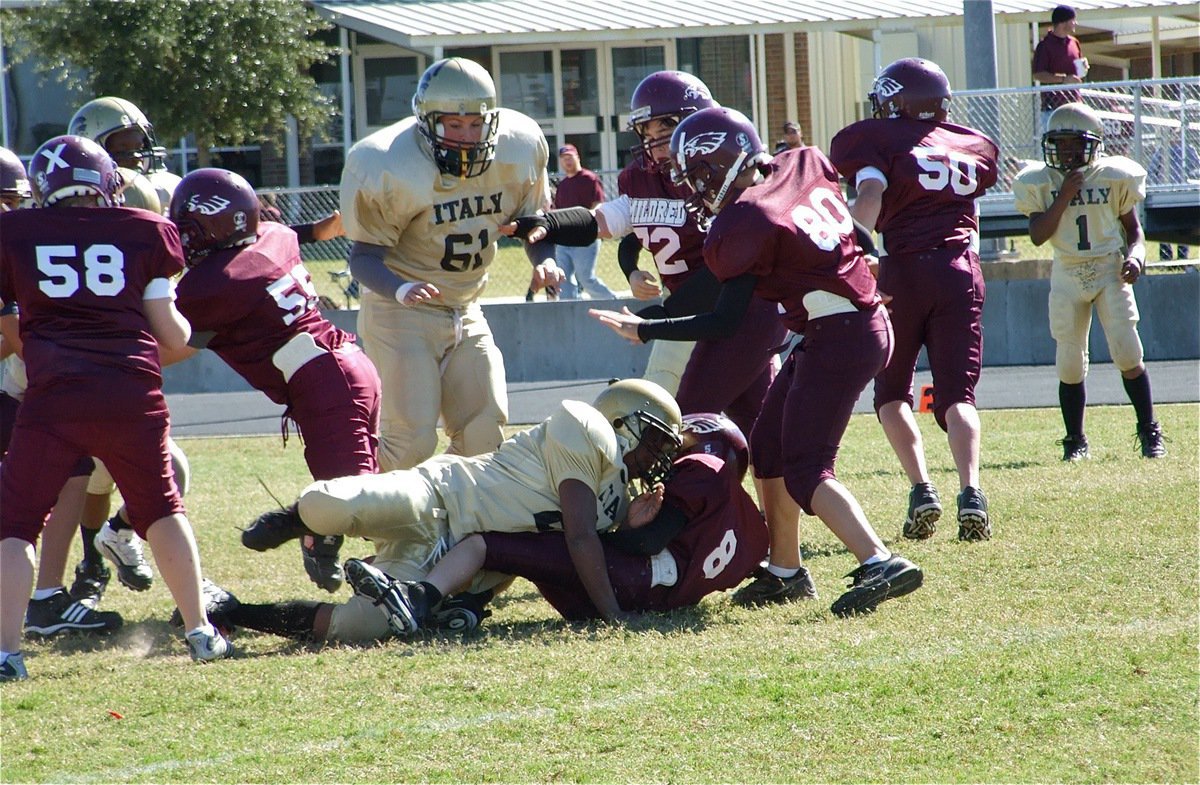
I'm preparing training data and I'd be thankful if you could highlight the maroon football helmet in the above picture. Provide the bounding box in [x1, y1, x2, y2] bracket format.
[628, 71, 719, 171]
[0, 146, 31, 210]
[868, 58, 952, 123]
[668, 107, 768, 221]
[169, 168, 260, 265]
[680, 412, 749, 482]
[28, 135, 122, 208]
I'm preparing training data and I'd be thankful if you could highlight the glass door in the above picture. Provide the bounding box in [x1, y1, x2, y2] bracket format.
[608, 44, 667, 171]
[557, 49, 604, 169]
[494, 43, 668, 173]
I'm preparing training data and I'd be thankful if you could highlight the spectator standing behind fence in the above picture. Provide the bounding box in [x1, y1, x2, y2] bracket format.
[552, 144, 614, 300]
[1033, 5, 1089, 130]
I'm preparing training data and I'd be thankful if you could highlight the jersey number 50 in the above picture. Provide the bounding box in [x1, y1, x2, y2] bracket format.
[913, 147, 979, 196]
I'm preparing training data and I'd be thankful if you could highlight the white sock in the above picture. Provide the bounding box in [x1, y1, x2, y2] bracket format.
[1, 650, 19, 660]
[862, 552, 890, 567]
[186, 623, 216, 639]
[766, 564, 800, 579]
[31, 587, 63, 601]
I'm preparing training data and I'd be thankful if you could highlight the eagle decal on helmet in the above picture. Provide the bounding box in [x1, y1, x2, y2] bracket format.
[873, 76, 903, 99]
[185, 193, 232, 216]
[681, 131, 727, 158]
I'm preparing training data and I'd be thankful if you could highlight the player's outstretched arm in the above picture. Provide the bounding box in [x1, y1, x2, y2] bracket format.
[348, 241, 440, 305]
[145, 293, 191, 355]
[559, 479, 627, 623]
[501, 207, 600, 246]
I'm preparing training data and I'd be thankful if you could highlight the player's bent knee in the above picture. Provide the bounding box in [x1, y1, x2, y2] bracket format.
[456, 413, 506, 458]
[377, 430, 439, 473]
[297, 480, 357, 537]
[783, 471, 823, 517]
[1109, 330, 1145, 373]
[1055, 343, 1088, 384]
[86, 458, 116, 496]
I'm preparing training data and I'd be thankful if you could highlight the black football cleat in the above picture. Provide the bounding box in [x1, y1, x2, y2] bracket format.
[731, 565, 818, 607]
[302, 534, 345, 593]
[429, 591, 492, 633]
[956, 486, 991, 542]
[831, 556, 923, 617]
[1135, 421, 1166, 459]
[242, 503, 308, 551]
[1058, 434, 1089, 462]
[24, 590, 123, 637]
[903, 482, 942, 540]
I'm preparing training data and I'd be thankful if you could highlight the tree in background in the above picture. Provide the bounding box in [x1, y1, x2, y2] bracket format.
[4, 0, 338, 166]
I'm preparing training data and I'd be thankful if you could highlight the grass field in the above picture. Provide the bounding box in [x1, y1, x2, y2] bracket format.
[2, 403, 1197, 783]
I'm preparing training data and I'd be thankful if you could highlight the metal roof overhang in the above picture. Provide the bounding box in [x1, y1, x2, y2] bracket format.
[309, 0, 1198, 53]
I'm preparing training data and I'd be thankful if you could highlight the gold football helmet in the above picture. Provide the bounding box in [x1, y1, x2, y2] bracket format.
[412, 58, 500, 178]
[1043, 102, 1104, 171]
[593, 379, 683, 485]
[69, 96, 159, 173]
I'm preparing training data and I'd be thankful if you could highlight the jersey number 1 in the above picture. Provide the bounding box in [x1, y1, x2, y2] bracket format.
[1074, 214, 1092, 251]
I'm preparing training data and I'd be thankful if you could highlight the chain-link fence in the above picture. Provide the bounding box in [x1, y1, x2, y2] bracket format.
[265, 78, 1198, 300]
[953, 77, 1200, 195]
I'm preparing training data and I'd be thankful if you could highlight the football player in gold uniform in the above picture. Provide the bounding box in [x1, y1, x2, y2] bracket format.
[1014, 102, 1166, 460]
[340, 57, 564, 473]
[231, 380, 681, 641]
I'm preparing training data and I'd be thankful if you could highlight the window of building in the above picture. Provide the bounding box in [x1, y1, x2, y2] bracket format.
[562, 49, 600, 116]
[499, 51, 555, 119]
[612, 47, 666, 112]
[363, 56, 420, 127]
[445, 46, 492, 67]
[677, 36, 752, 115]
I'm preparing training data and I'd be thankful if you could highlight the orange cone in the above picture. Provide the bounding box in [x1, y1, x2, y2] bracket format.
[918, 384, 935, 413]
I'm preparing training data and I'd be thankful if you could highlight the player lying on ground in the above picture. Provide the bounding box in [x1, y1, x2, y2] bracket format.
[344, 412, 769, 631]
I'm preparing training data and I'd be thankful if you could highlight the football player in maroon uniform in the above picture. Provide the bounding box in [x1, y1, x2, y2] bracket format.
[504, 72, 803, 609]
[590, 108, 925, 617]
[339, 413, 767, 628]
[603, 71, 786, 444]
[830, 57, 999, 542]
[0, 136, 231, 680]
[0, 145, 124, 641]
[166, 168, 382, 593]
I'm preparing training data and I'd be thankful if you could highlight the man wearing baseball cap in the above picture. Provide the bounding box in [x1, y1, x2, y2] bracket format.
[774, 121, 803, 153]
[550, 144, 615, 300]
[1033, 5, 1088, 128]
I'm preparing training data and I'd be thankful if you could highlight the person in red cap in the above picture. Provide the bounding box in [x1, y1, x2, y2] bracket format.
[774, 121, 803, 153]
[1033, 5, 1088, 130]
[551, 144, 614, 300]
